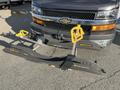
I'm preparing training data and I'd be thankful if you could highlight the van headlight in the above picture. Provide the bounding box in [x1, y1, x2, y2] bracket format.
[95, 9, 118, 20]
[32, 5, 43, 15]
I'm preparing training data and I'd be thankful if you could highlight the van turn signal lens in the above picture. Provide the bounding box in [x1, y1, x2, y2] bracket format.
[32, 17, 45, 25]
[92, 23, 116, 31]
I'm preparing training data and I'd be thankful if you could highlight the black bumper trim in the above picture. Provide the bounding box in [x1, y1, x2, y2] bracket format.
[31, 22, 115, 40]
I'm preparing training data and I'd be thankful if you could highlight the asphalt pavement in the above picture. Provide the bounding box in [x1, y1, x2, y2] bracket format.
[0, 3, 120, 90]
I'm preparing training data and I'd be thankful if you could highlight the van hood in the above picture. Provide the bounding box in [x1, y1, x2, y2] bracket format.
[38, 1, 118, 11]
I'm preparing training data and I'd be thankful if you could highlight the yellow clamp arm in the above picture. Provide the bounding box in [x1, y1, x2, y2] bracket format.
[16, 30, 29, 37]
[71, 24, 85, 43]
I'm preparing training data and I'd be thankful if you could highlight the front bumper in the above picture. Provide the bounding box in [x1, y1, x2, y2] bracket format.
[31, 22, 115, 50]
[32, 13, 116, 25]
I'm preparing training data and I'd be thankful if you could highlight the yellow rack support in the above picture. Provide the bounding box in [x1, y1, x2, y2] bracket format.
[16, 30, 29, 37]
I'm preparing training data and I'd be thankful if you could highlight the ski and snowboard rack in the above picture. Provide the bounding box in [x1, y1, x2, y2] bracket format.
[0, 24, 106, 75]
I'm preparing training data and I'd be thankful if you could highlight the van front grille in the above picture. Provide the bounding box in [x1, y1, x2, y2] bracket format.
[43, 9, 96, 20]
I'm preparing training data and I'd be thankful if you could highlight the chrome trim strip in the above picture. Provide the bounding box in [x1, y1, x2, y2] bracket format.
[32, 13, 116, 25]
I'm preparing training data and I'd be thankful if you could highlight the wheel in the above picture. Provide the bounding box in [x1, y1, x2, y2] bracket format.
[5, 5, 11, 9]
[1, 5, 5, 9]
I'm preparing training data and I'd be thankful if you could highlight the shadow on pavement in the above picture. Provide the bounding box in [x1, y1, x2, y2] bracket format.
[5, 3, 32, 33]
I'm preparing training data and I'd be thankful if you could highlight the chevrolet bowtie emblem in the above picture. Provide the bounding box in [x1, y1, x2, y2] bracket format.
[58, 17, 72, 24]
